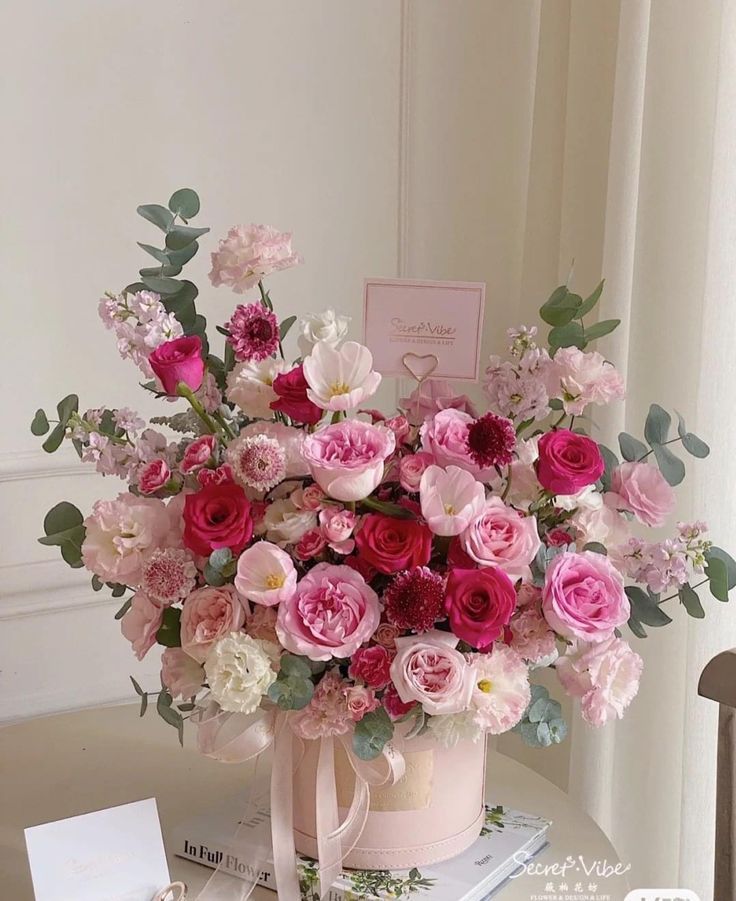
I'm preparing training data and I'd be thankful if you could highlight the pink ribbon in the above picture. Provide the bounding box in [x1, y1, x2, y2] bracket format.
[191, 703, 404, 901]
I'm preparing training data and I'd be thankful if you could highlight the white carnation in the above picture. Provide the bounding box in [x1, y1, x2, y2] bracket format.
[204, 633, 278, 714]
[426, 712, 483, 749]
[297, 308, 350, 355]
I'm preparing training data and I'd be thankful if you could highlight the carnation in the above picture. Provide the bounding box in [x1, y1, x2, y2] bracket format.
[550, 346, 625, 415]
[291, 671, 352, 740]
[427, 712, 483, 748]
[204, 633, 278, 715]
[209, 223, 301, 293]
[469, 645, 531, 734]
[383, 567, 445, 631]
[226, 302, 280, 362]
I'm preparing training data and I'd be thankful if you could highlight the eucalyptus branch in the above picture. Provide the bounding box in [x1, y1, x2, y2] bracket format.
[636, 436, 683, 462]
[658, 578, 709, 604]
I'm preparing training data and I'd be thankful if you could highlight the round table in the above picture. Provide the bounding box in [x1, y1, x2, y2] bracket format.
[0, 705, 630, 900]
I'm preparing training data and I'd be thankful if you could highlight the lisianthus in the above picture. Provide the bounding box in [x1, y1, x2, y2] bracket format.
[297, 308, 350, 355]
[226, 357, 286, 419]
[204, 632, 278, 715]
[209, 223, 301, 293]
[469, 646, 531, 734]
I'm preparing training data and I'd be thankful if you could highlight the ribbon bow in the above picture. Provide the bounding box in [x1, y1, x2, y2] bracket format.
[190, 703, 405, 901]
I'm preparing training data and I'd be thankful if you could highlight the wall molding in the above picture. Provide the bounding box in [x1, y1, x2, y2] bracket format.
[0, 448, 93, 483]
[397, 0, 413, 280]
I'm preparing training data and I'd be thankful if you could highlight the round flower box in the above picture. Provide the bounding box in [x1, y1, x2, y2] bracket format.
[292, 731, 487, 870]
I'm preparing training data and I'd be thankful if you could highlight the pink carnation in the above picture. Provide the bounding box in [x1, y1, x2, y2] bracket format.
[291, 671, 352, 740]
[209, 223, 301, 293]
[508, 603, 557, 663]
[348, 645, 392, 689]
[181, 435, 216, 474]
[138, 459, 171, 495]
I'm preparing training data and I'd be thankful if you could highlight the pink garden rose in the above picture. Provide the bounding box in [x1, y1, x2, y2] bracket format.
[319, 506, 357, 554]
[345, 685, 380, 722]
[160, 647, 204, 699]
[180, 585, 247, 662]
[120, 592, 163, 660]
[302, 420, 395, 502]
[556, 636, 643, 726]
[611, 461, 676, 527]
[181, 435, 216, 474]
[420, 409, 491, 478]
[460, 497, 541, 580]
[444, 567, 517, 649]
[550, 346, 625, 415]
[149, 335, 205, 395]
[542, 551, 629, 642]
[398, 452, 433, 492]
[536, 429, 604, 495]
[209, 223, 301, 293]
[276, 563, 381, 661]
[348, 644, 392, 689]
[390, 631, 475, 716]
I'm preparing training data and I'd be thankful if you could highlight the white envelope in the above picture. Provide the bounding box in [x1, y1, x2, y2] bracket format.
[24, 797, 171, 901]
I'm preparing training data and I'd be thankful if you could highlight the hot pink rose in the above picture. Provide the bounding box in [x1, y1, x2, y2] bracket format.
[382, 683, 416, 719]
[546, 527, 575, 547]
[180, 585, 247, 662]
[398, 452, 433, 492]
[354, 513, 432, 574]
[536, 429, 604, 495]
[302, 420, 396, 502]
[120, 592, 163, 660]
[137, 459, 171, 495]
[349, 645, 392, 689]
[294, 528, 327, 561]
[181, 435, 217, 474]
[183, 482, 253, 557]
[460, 498, 541, 580]
[149, 335, 205, 395]
[444, 567, 517, 649]
[270, 364, 324, 425]
[420, 409, 491, 478]
[389, 631, 475, 715]
[611, 461, 676, 527]
[542, 550, 629, 642]
[275, 563, 381, 661]
[345, 685, 380, 722]
[160, 647, 204, 699]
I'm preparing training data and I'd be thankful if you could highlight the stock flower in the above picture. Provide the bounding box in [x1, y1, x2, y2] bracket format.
[204, 633, 278, 715]
[161, 648, 204, 700]
[120, 591, 163, 660]
[141, 547, 197, 605]
[180, 435, 217, 474]
[550, 346, 625, 415]
[444, 567, 516, 648]
[234, 541, 297, 606]
[182, 482, 253, 557]
[383, 566, 445, 631]
[270, 364, 323, 425]
[466, 412, 516, 469]
[611, 461, 676, 527]
[348, 645, 392, 689]
[536, 429, 604, 495]
[209, 223, 301, 293]
[275, 563, 381, 661]
[469, 646, 531, 734]
[98, 290, 182, 378]
[556, 636, 642, 726]
[483, 356, 551, 423]
[354, 513, 432, 573]
[226, 357, 286, 419]
[303, 340, 381, 411]
[460, 498, 541, 580]
[390, 631, 475, 716]
[225, 302, 280, 362]
[149, 335, 205, 395]
[542, 551, 629, 642]
[297, 308, 350, 355]
[302, 420, 395, 502]
[419, 465, 485, 536]
[226, 433, 286, 492]
[181, 585, 247, 662]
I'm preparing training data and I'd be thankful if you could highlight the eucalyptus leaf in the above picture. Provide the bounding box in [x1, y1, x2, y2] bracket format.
[38, 502, 84, 545]
[165, 225, 210, 251]
[91, 574, 103, 591]
[167, 241, 200, 267]
[625, 585, 672, 627]
[353, 707, 394, 760]
[139, 264, 182, 278]
[576, 280, 605, 318]
[679, 583, 705, 618]
[137, 204, 174, 231]
[583, 318, 620, 342]
[208, 547, 233, 571]
[583, 542, 607, 555]
[31, 408, 49, 436]
[627, 615, 648, 639]
[652, 442, 686, 486]
[705, 555, 730, 602]
[280, 315, 297, 340]
[140, 693, 148, 717]
[618, 432, 648, 462]
[597, 443, 619, 492]
[644, 404, 671, 446]
[549, 321, 585, 350]
[540, 286, 580, 326]
[156, 607, 182, 647]
[137, 243, 170, 264]
[130, 676, 143, 696]
[204, 562, 227, 586]
[114, 598, 132, 620]
[142, 275, 183, 295]
[706, 546, 736, 590]
[279, 654, 313, 679]
[681, 432, 710, 458]
[168, 188, 201, 219]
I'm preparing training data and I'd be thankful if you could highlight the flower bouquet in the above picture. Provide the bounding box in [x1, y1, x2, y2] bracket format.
[33, 188, 735, 893]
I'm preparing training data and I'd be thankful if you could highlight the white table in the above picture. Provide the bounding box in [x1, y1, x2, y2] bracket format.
[0, 705, 630, 900]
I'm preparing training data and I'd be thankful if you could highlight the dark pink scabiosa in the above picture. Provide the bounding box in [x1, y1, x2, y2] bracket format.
[383, 566, 445, 632]
[466, 412, 516, 468]
[141, 548, 197, 605]
[226, 302, 280, 362]
[226, 433, 286, 492]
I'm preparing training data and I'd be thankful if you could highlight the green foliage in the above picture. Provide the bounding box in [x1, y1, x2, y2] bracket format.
[268, 654, 316, 711]
[156, 607, 182, 648]
[679, 583, 705, 618]
[168, 188, 201, 220]
[626, 586, 671, 637]
[38, 501, 85, 568]
[30, 409, 49, 436]
[114, 597, 132, 620]
[618, 432, 647, 462]
[539, 280, 619, 352]
[40, 394, 79, 453]
[279, 315, 297, 340]
[204, 547, 236, 585]
[353, 706, 394, 760]
[597, 443, 619, 492]
[512, 684, 568, 748]
[156, 688, 184, 745]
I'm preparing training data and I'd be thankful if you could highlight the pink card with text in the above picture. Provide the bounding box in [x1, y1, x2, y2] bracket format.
[363, 278, 485, 381]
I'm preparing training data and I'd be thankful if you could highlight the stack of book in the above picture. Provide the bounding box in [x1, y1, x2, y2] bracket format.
[173, 800, 551, 900]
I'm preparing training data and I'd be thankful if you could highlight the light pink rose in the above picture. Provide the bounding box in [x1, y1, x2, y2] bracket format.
[345, 685, 380, 722]
[120, 592, 163, 660]
[302, 421, 396, 502]
[180, 585, 247, 662]
[390, 630, 476, 715]
[293, 484, 326, 512]
[542, 551, 630, 642]
[275, 563, 381, 661]
[161, 647, 204, 699]
[399, 452, 433, 492]
[319, 507, 356, 554]
[138, 459, 171, 495]
[180, 435, 216, 474]
[419, 464, 485, 536]
[556, 636, 643, 726]
[460, 497, 541, 580]
[611, 461, 676, 527]
[550, 346, 625, 415]
[420, 409, 492, 479]
[384, 415, 411, 443]
[401, 378, 478, 425]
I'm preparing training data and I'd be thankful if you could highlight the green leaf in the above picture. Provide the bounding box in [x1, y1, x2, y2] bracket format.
[91, 574, 103, 592]
[165, 225, 210, 251]
[42, 422, 66, 453]
[130, 676, 143, 696]
[204, 563, 226, 586]
[56, 394, 79, 425]
[644, 404, 671, 446]
[168, 188, 201, 219]
[38, 502, 84, 546]
[31, 408, 50, 436]
[627, 615, 648, 639]
[139, 264, 182, 279]
[706, 546, 736, 590]
[279, 654, 312, 679]
[540, 286, 581, 326]
[681, 432, 710, 458]
[208, 547, 232, 571]
[114, 598, 132, 620]
[268, 676, 314, 711]
[279, 315, 297, 340]
[597, 443, 619, 492]
[549, 321, 585, 350]
[583, 318, 620, 342]
[583, 542, 607, 555]
[576, 280, 605, 318]
[165, 295, 197, 331]
[618, 432, 648, 462]
[141, 275, 183, 295]
[110, 582, 127, 598]
[679, 583, 705, 618]
[353, 707, 394, 760]
[60, 541, 84, 568]
[137, 243, 170, 264]
[625, 586, 672, 627]
[140, 693, 148, 717]
[167, 241, 200, 268]
[137, 204, 174, 232]
[156, 607, 182, 647]
[706, 555, 730, 601]
[652, 442, 686, 486]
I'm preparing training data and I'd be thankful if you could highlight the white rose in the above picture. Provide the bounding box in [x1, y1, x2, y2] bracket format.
[262, 498, 317, 546]
[297, 308, 350, 355]
[226, 358, 286, 419]
[204, 633, 278, 714]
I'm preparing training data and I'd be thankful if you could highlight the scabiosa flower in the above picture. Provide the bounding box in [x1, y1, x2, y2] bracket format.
[383, 566, 445, 631]
[226, 433, 286, 492]
[466, 412, 516, 469]
[225, 303, 280, 362]
[141, 548, 197, 605]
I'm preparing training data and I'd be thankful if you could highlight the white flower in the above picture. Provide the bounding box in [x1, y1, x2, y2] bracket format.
[572, 496, 630, 546]
[469, 645, 531, 735]
[550, 347, 625, 415]
[419, 465, 486, 537]
[297, 308, 350, 355]
[226, 358, 286, 419]
[554, 484, 603, 513]
[262, 498, 317, 546]
[302, 340, 381, 412]
[204, 633, 278, 715]
[234, 541, 297, 607]
[427, 712, 483, 748]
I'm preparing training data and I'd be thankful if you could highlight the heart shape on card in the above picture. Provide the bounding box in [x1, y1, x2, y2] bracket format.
[402, 352, 439, 383]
